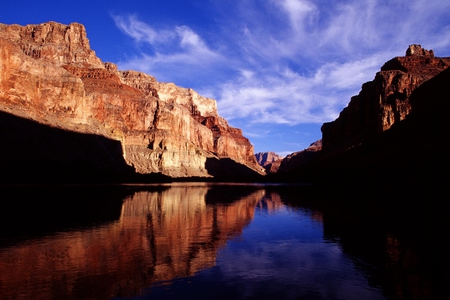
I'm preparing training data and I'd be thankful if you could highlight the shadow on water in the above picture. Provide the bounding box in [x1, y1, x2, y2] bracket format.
[0, 184, 448, 300]
[0, 184, 265, 299]
[277, 185, 450, 300]
[0, 185, 132, 244]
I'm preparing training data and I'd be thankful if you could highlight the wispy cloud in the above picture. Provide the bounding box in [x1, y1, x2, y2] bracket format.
[111, 1, 450, 152]
[113, 14, 175, 46]
[216, 52, 386, 124]
[210, 0, 450, 124]
[278, 0, 318, 34]
[112, 14, 224, 83]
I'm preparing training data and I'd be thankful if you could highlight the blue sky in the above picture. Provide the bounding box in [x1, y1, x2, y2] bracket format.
[2, 1, 450, 155]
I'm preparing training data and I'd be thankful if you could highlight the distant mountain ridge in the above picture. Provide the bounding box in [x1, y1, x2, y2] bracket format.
[255, 152, 283, 174]
[255, 152, 283, 166]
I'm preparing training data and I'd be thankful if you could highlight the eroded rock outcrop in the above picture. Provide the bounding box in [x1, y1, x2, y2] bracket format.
[255, 152, 283, 167]
[255, 151, 284, 174]
[321, 44, 450, 152]
[0, 22, 264, 178]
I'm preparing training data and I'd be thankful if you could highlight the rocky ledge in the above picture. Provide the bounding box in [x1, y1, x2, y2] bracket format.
[0, 22, 265, 179]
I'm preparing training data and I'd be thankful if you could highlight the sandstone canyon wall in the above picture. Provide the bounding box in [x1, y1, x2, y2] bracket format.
[0, 22, 264, 179]
[273, 45, 450, 186]
[255, 151, 286, 174]
[255, 152, 282, 167]
[321, 44, 450, 152]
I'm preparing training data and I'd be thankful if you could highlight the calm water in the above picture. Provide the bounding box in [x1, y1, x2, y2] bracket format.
[0, 183, 447, 300]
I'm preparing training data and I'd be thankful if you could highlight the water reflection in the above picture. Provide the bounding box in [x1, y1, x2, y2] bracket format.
[0, 184, 447, 300]
[118, 185, 264, 285]
[0, 185, 265, 299]
[281, 189, 450, 300]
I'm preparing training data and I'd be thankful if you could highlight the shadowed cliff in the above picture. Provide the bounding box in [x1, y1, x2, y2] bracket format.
[272, 46, 450, 191]
[274, 67, 450, 190]
[0, 21, 264, 179]
[0, 110, 170, 183]
[204, 157, 265, 181]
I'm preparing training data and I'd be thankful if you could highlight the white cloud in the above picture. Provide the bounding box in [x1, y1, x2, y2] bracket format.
[112, 15, 224, 83]
[112, 14, 175, 45]
[112, 0, 450, 130]
[216, 52, 387, 125]
[278, 0, 318, 33]
[213, 0, 450, 127]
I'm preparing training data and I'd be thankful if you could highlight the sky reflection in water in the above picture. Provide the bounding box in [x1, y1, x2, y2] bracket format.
[142, 201, 384, 300]
[1, 184, 438, 300]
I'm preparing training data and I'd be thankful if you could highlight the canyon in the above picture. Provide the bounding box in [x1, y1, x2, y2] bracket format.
[0, 21, 264, 181]
[1, 21, 448, 185]
[255, 152, 282, 167]
[274, 45, 450, 186]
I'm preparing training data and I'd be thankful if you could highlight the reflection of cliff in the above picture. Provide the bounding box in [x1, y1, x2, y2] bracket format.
[280, 187, 449, 300]
[0, 185, 264, 299]
[320, 211, 449, 300]
[0, 186, 127, 240]
[256, 190, 284, 213]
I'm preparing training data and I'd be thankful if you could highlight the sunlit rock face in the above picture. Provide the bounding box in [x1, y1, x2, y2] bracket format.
[0, 186, 267, 299]
[0, 22, 263, 177]
[255, 152, 283, 167]
[321, 45, 450, 152]
[254, 152, 284, 174]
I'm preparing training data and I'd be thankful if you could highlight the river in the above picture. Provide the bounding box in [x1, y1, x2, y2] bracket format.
[0, 183, 447, 299]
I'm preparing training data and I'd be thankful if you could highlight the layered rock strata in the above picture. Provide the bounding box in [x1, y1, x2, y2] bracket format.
[255, 152, 283, 167]
[321, 45, 450, 152]
[0, 22, 264, 178]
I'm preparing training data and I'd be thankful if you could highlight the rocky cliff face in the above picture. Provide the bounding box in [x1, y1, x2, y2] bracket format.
[255, 151, 283, 174]
[321, 45, 450, 152]
[255, 152, 283, 167]
[271, 46, 450, 185]
[276, 140, 322, 174]
[0, 22, 264, 178]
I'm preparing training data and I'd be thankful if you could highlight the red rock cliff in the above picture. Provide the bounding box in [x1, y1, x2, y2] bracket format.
[0, 22, 264, 177]
[255, 152, 283, 167]
[321, 45, 450, 152]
